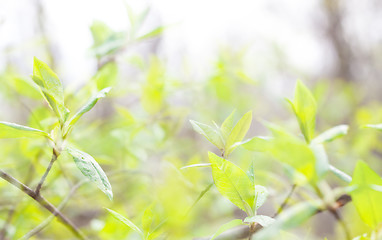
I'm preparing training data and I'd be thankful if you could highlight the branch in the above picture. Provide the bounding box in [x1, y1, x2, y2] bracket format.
[35, 149, 59, 196]
[0, 169, 86, 239]
[273, 184, 297, 218]
[194, 194, 352, 240]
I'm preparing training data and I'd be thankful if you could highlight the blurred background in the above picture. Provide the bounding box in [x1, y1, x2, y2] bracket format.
[0, 0, 382, 239]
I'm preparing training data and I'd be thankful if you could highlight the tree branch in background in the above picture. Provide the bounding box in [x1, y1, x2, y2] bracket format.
[35, 149, 59, 196]
[0, 169, 86, 239]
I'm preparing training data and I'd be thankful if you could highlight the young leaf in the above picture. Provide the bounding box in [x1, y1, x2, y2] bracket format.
[209, 219, 244, 240]
[32, 57, 69, 124]
[289, 80, 317, 143]
[136, 26, 166, 41]
[180, 163, 211, 170]
[244, 215, 275, 227]
[64, 87, 112, 137]
[220, 110, 236, 139]
[190, 120, 224, 150]
[105, 208, 143, 235]
[0, 121, 51, 139]
[364, 124, 382, 131]
[67, 147, 113, 200]
[254, 185, 268, 210]
[208, 152, 254, 214]
[312, 125, 349, 144]
[350, 161, 382, 228]
[225, 111, 252, 156]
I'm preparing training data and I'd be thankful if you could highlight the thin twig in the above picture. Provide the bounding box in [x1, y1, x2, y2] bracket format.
[329, 209, 351, 240]
[273, 184, 297, 218]
[35, 149, 59, 196]
[0, 169, 86, 239]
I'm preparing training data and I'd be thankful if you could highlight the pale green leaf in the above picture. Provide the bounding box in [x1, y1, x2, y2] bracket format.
[329, 165, 352, 183]
[0, 121, 51, 139]
[254, 185, 268, 210]
[64, 87, 111, 137]
[225, 111, 252, 156]
[93, 62, 118, 90]
[190, 120, 224, 150]
[244, 215, 275, 227]
[180, 163, 211, 170]
[312, 125, 349, 144]
[136, 26, 165, 41]
[220, 110, 236, 140]
[210, 219, 244, 240]
[67, 147, 113, 200]
[105, 208, 143, 235]
[289, 80, 317, 143]
[350, 161, 382, 228]
[32, 57, 69, 124]
[209, 152, 253, 214]
[364, 124, 382, 131]
[310, 144, 329, 179]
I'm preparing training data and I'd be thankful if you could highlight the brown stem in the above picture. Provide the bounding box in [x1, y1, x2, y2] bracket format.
[0, 169, 86, 239]
[35, 149, 59, 196]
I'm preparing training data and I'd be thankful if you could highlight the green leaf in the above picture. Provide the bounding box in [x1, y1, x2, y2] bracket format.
[180, 163, 211, 170]
[209, 219, 244, 240]
[289, 80, 317, 143]
[67, 147, 113, 200]
[225, 111, 252, 156]
[190, 120, 224, 150]
[241, 136, 271, 152]
[136, 26, 165, 41]
[32, 57, 69, 124]
[267, 126, 317, 181]
[0, 121, 51, 139]
[244, 215, 275, 227]
[64, 87, 112, 137]
[252, 202, 318, 240]
[254, 185, 268, 210]
[312, 125, 349, 144]
[208, 152, 253, 214]
[93, 62, 118, 90]
[350, 161, 382, 228]
[105, 208, 143, 235]
[220, 110, 236, 140]
[364, 124, 382, 131]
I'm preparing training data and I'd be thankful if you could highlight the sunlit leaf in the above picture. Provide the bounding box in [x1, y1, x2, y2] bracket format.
[244, 215, 275, 227]
[220, 110, 236, 140]
[209, 152, 253, 214]
[288, 80, 317, 143]
[310, 144, 329, 179]
[225, 111, 252, 156]
[67, 147, 113, 200]
[93, 62, 118, 90]
[190, 120, 224, 150]
[312, 125, 349, 144]
[65, 87, 112, 137]
[105, 208, 143, 235]
[136, 26, 165, 41]
[210, 219, 244, 240]
[32, 57, 69, 124]
[142, 205, 154, 235]
[180, 163, 211, 170]
[350, 161, 382, 228]
[329, 165, 352, 183]
[0, 121, 51, 140]
[254, 185, 268, 210]
[241, 136, 271, 152]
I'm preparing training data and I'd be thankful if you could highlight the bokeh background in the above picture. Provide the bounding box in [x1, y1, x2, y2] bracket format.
[0, 0, 382, 239]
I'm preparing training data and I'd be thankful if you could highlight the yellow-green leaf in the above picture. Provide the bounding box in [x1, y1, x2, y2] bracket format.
[105, 208, 143, 235]
[225, 111, 252, 156]
[350, 161, 382, 228]
[0, 121, 51, 140]
[190, 120, 224, 150]
[289, 80, 317, 143]
[209, 152, 253, 214]
[210, 219, 244, 240]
